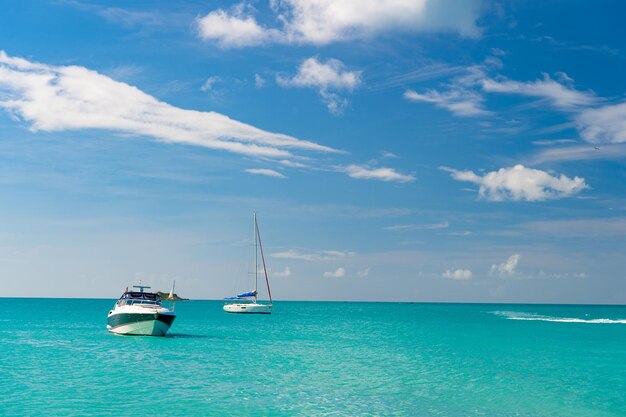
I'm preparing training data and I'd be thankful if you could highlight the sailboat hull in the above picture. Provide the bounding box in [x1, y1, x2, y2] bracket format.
[223, 303, 272, 314]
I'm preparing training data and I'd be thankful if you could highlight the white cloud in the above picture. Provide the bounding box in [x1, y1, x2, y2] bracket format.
[323, 267, 346, 278]
[404, 88, 489, 117]
[490, 254, 520, 277]
[345, 165, 415, 183]
[273, 266, 291, 277]
[277, 57, 361, 114]
[442, 164, 588, 201]
[278, 57, 361, 90]
[384, 221, 449, 231]
[443, 268, 473, 280]
[244, 168, 286, 178]
[200, 76, 222, 92]
[381, 151, 398, 159]
[576, 102, 626, 144]
[0, 51, 335, 159]
[271, 249, 355, 262]
[357, 268, 370, 278]
[254, 73, 265, 88]
[195, 7, 276, 48]
[481, 74, 596, 110]
[196, 0, 483, 48]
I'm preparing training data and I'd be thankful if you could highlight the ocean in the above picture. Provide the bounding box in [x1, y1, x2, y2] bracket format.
[1, 299, 625, 416]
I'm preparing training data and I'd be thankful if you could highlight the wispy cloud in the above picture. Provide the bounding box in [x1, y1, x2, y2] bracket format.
[490, 254, 520, 277]
[200, 76, 222, 92]
[345, 165, 415, 183]
[273, 266, 291, 277]
[481, 74, 597, 110]
[576, 102, 626, 144]
[277, 57, 361, 114]
[521, 217, 626, 238]
[384, 221, 449, 231]
[480, 74, 626, 147]
[531, 139, 578, 146]
[244, 168, 286, 178]
[442, 164, 588, 201]
[254, 74, 265, 88]
[278, 159, 309, 168]
[0, 51, 336, 159]
[60, 0, 177, 30]
[443, 268, 473, 280]
[404, 88, 489, 117]
[529, 144, 626, 164]
[196, 0, 483, 48]
[403, 60, 497, 118]
[381, 151, 398, 159]
[368, 63, 464, 92]
[395, 48, 626, 153]
[525, 34, 620, 57]
[271, 249, 355, 262]
[357, 268, 370, 278]
[401, 56, 626, 151]
[102, 64, 144, 84]
[323, 267, 346, 278]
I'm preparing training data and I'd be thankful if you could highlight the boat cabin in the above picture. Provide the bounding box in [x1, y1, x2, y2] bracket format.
[116, 291, 162, 307]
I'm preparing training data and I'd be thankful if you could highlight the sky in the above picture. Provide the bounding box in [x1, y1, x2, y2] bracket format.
[0, 0, 625, 303]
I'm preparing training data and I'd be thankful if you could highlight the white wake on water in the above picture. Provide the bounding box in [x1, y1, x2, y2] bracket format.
[490, 311, 626, 324]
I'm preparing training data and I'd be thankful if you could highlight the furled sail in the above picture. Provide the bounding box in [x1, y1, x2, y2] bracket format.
[224, 290, 257, 300]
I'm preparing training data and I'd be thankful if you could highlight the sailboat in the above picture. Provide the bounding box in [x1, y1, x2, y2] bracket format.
[223, 213, 273, 314]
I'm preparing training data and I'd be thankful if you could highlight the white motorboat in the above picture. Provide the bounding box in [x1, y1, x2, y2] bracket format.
[107, 284, 176, 336]
[224, 213, 273, 314]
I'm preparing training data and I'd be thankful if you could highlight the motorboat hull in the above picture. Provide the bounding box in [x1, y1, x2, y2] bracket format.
[107, 311, 176, 336]
[223, 303, 272, 314]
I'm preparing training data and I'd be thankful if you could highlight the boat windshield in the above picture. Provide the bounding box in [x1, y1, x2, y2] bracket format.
[117, 291, 162, 306]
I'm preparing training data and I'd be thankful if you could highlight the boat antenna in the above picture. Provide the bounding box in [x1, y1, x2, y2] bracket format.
[256, 214, 273, 305]
[133, 280, 151, 293]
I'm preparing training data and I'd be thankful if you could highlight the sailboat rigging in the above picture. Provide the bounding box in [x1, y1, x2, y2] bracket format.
[223, 213, 273, 314]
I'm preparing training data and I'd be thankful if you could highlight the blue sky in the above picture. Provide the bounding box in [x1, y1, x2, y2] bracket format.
[0, 0, 625, 302]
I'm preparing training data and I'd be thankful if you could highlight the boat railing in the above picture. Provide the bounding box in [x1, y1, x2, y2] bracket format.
[117, 299, 161, 307]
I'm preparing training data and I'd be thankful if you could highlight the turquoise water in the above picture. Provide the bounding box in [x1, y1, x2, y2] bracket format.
[1, 300, 625, 416]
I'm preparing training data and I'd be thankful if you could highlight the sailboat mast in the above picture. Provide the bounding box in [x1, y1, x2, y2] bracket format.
[256, 216, 273, 305]
[254, 212, 258, 302]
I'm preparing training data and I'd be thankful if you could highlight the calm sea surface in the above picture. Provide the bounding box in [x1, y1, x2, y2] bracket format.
[1, 299, 625, 416]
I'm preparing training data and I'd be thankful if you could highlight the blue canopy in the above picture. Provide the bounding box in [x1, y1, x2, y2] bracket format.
[224, 290, 257, 300]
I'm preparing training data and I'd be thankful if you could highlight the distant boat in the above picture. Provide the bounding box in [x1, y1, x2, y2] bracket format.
[107, 283, 176, 336]
[224, 213, 273, 314]
[156, 280, 189, 301]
